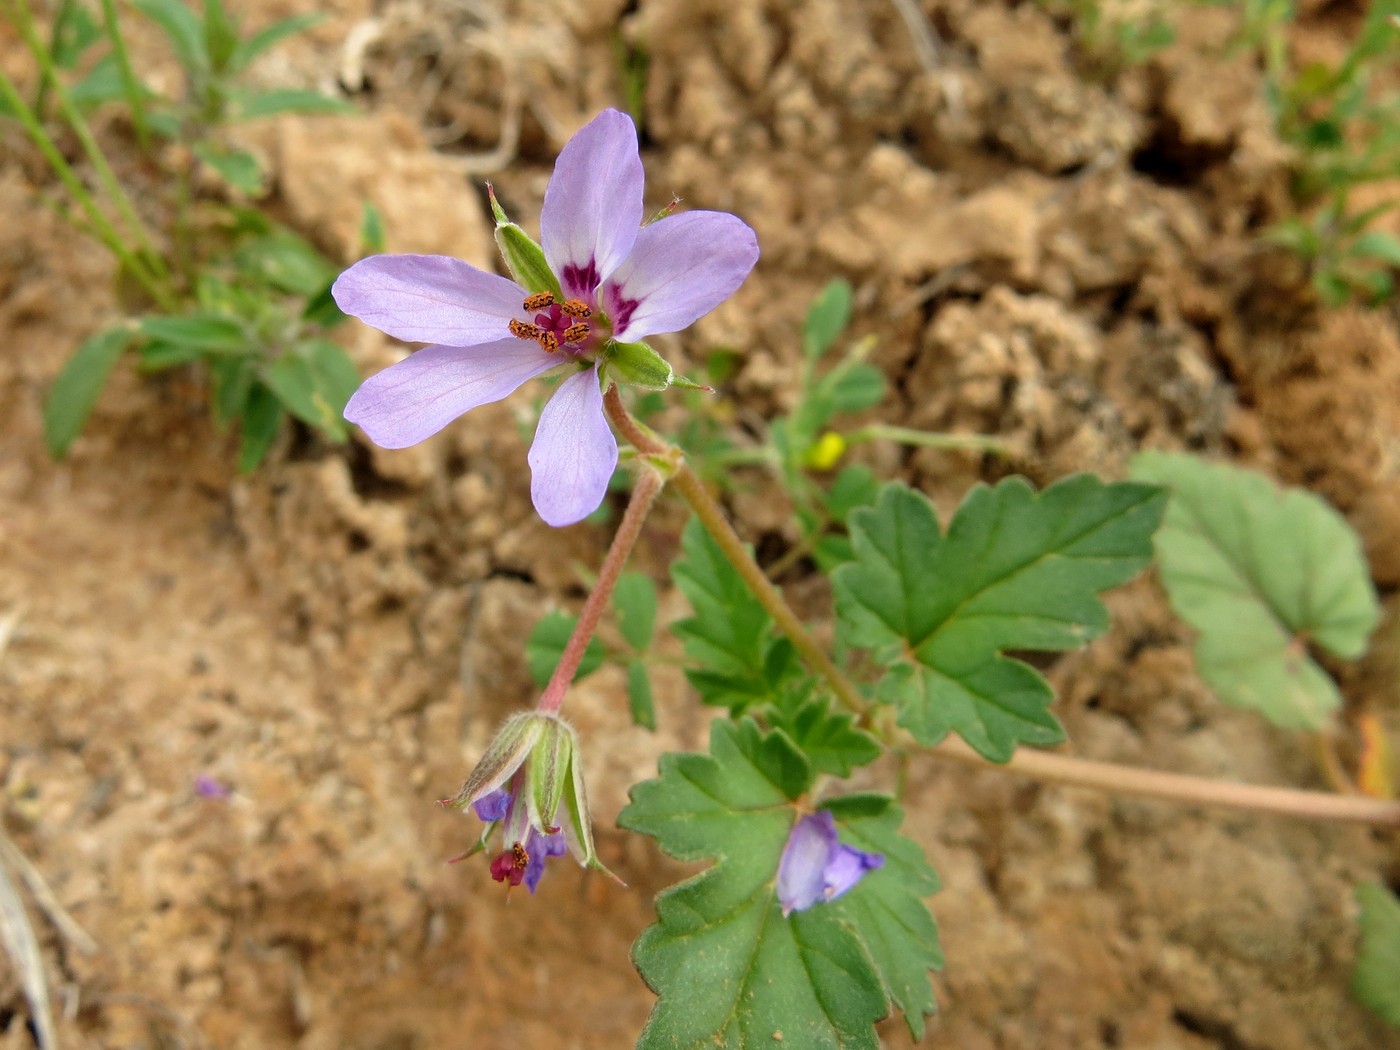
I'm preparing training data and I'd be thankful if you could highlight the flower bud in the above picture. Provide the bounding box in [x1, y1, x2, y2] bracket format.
[777, 810, 883, 916]
[488, 185, 562, 299]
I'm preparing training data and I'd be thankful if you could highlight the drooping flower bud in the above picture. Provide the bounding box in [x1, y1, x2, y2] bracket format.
[776, 810, 883, 916]
[442, 711, 619, 892]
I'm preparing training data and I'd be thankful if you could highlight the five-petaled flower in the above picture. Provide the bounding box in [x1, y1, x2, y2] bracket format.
[441, 711, 615, 894]
[776, 810, 883, 916]
[333, 108, 760, 526]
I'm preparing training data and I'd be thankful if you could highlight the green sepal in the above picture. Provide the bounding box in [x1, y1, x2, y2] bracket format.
[441, 711, 546, 809]
[488, 188, 561, 298]
[602, 339, 673, 391]
[526, 717, 575, 835]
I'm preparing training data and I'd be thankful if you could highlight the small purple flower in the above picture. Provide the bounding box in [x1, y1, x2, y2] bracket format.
[334, 108, 760, 527]
[441, 711, 618, 894]
[194, 774, 231, 800]
[777, 810, 883, 916]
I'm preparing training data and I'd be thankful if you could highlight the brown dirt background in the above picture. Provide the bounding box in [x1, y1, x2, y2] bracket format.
[2, 0, 1400, 1047]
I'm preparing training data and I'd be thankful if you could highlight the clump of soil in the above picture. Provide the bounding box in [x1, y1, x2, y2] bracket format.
[1, 1, 1397, 1047]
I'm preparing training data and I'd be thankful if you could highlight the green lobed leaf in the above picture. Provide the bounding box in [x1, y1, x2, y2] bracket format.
[526, 611, 605, 687]
[672, 516, 776, 708]
[44, 326, 133, 457]
[1348, 230, 1400, 266]
[1353, 882, 1400, 1028]
[622, 721, 939, 1047]
[1130, 452, 1379, 729]
[822, 362, 885, 415]
[766, 694, 880, 778]
[834, 477, 1166, 761]
[803, 280, 853, 362]
[614, 572, 658, 652]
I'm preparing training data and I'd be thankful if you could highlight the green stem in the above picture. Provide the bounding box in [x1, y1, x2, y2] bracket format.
[0, 63, 172, 308]
[98, 0, 151, 153]
[537, 444, 671, 715]
[604, 385, 868, 716]
[9, 0, 168, 279]
[846, 423, 1008, 453]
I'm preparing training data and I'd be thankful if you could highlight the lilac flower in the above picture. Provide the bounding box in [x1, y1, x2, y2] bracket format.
[442, 712, 616, 894]
[333, 108, 760, 527]
[777, 810, 884, 916]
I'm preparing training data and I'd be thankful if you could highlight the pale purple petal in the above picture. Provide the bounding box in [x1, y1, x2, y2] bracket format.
[822, 843, 884, 903]
[527, 365, 618, 527]
[777, 811, 836, 916]
[541, 109, 644, 296]
[777, 810, 882, 916]
[603, 211, 759, 342]
[345, 338, 558, 448]
[472, 788, 511, 822]
[523, 826, 570, 893]
[332, 254, 526, 346]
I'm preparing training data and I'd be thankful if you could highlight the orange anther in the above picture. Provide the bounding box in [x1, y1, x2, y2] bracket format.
[509, 319, 541, 340]
[560, 298, 592, 319]
[563, 322, 590, 344]
[523, 292, 556, 312]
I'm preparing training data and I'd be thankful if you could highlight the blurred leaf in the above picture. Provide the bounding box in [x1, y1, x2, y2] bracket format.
[192, 141, 262, 194]
[234, 229, 337, 296]
[359, 201, 386, 254]
[627, 659, 656, 731]
[824, 464, 879, 523]
[138, 314, 248, 353]
[210, 357, 254, 427]
[237, 382, 282, 471]
[1348, 230, 1400, 266]
[52, 3, 102, 67]
[614, 572, 658, 652]
[263, 341, 359, 439]
[68, 55, 134, 109]
[201, 0, 239, 72]
[526, 611, 604, 687]
[132, 0, 208, 74]
[44, 326, 132, 457]
[1353, 883, 1400, 1028]
[803, 279, 853, 362]
[1130, 452, 1379, 729]
[824, 362, 885, 414]
[229, 13, 321, 73]
[229, 87, 354, 120]
[137, 340, 204, 371]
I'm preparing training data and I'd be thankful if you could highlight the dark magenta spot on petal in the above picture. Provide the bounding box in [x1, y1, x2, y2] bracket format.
[562, 259, 601, 297]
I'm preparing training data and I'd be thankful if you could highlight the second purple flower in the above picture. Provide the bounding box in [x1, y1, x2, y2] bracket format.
[333, 108, 759, 527]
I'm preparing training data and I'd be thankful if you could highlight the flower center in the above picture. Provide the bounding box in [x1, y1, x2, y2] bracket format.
[489, 841, 530, 888]
[507, 292, 594, 354]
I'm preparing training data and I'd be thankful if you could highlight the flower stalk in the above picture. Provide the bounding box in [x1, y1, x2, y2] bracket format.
[537, 454, 672, 714]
